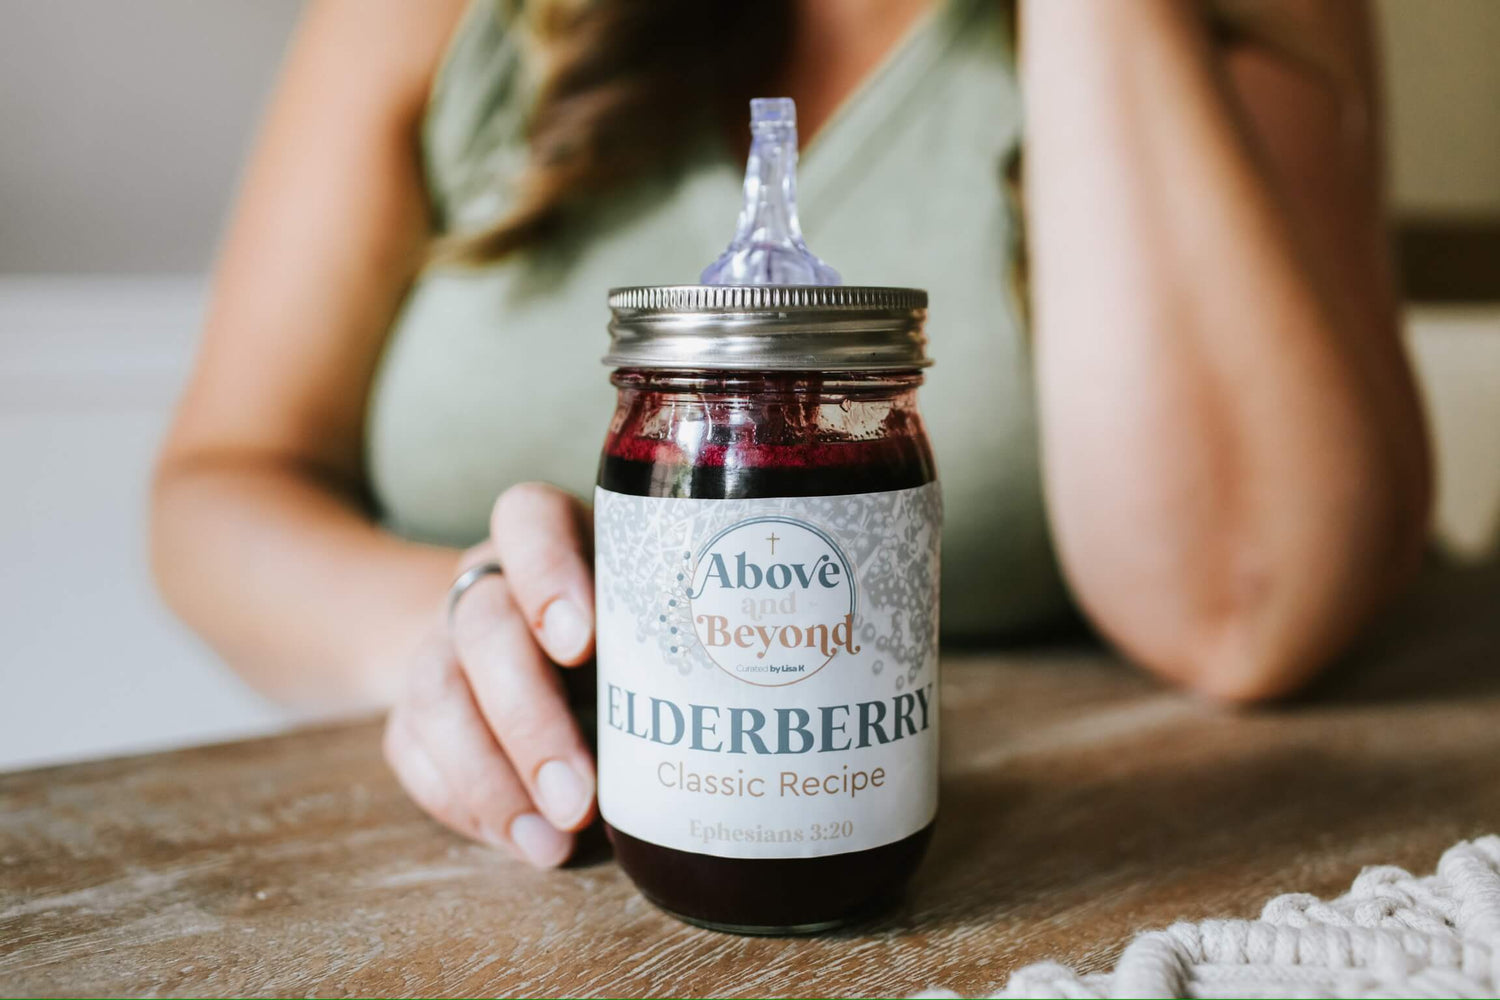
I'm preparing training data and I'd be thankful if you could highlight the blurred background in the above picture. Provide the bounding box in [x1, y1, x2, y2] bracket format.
[1, 0, 1497, 770]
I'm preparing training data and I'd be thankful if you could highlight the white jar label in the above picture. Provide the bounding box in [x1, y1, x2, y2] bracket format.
[594, 483, 941, 859]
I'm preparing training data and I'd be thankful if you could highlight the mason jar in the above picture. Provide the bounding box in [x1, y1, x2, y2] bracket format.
[592, 284, 941, 934]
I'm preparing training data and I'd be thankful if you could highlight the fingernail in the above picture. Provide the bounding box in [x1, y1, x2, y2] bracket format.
[508, 812, 570, 867]
[535, 759, 591, 827]
[543, 599, 591, 660]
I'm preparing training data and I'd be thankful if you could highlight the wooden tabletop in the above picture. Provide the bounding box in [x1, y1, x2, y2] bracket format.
[4, 565, 1499, 998]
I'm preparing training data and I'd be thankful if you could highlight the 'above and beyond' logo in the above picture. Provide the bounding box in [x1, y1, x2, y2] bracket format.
[687, 516, 858, 687]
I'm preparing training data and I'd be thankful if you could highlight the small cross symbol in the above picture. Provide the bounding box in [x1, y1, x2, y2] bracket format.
[766, 532, 781, 555]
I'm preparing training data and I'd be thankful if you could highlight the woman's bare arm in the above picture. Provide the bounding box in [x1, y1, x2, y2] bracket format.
[152, 0, 468, 706]
[156, 2, 600, 867]
[1022, 0, 1431, 701]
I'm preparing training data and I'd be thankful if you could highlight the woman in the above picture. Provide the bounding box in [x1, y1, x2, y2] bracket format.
[152, 0, 1431, 869]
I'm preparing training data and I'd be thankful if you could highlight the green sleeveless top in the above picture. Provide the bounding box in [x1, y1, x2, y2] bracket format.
[366, 0, 1071, 636]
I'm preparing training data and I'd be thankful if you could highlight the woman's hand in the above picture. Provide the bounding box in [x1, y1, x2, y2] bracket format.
[383, 483, 597, 867]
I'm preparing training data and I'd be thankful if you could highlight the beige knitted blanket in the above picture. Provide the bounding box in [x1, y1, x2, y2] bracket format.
[924, 835, 1500, 999]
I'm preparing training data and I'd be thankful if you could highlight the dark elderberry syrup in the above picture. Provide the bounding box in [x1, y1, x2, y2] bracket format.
[594, 363, 940, 934]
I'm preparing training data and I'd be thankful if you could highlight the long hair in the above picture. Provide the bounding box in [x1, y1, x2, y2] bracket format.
[436, 0, 793, 265]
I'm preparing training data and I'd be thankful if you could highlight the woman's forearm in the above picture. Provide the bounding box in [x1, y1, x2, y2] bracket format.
[151, 457, 458, 708]
[1021, 0, 1429, 699]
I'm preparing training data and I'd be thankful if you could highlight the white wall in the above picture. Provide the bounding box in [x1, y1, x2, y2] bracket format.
[0, 0, 301, 273]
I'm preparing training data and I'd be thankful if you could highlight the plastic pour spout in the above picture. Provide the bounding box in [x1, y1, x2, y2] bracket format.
[700, 98, 841, 287]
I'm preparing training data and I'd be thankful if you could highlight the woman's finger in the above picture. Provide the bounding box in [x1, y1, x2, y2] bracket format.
[490, 481, 595, 666]
[451, 574, 597, 833]
[384, 632, 574, 867]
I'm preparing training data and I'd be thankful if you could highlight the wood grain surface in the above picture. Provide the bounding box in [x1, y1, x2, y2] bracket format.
[3, 565, 1499, 998]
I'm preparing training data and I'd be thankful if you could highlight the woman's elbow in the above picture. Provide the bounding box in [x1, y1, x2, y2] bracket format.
[148, 447, 244, 628]
[148, 459, 199, 625]
[1148, 619, 1331, 705]
[1102, 518, 1429, 705]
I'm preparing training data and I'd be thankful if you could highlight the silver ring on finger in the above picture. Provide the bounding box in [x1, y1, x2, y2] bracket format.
[446, 560, 504, 639]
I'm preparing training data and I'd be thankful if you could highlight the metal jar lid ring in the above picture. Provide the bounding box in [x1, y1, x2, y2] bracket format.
[604, 285, 930, 372]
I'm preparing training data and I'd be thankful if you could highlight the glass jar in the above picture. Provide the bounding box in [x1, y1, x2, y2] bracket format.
[592, 285, 941, 934]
